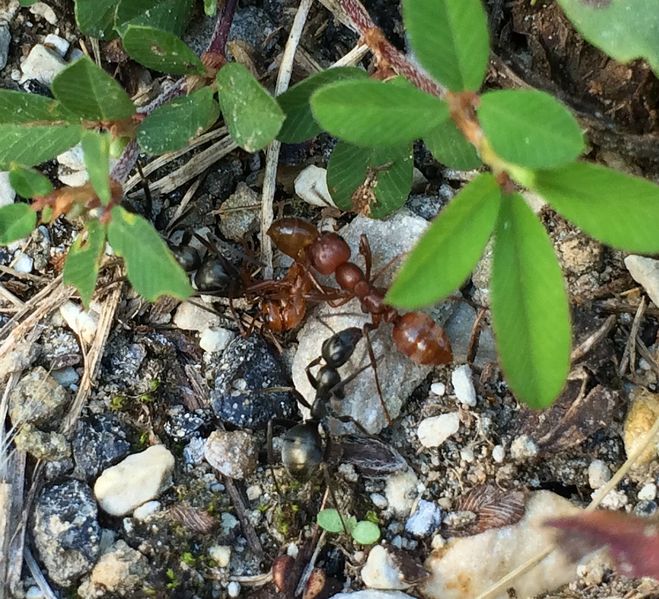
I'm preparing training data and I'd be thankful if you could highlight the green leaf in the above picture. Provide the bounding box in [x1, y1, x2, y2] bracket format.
[122, 25, 204, 75]
[203, 0, 217, 17]
[0, 89, 76, 123]
[557, 0, 659, 76]
[81, 131, 112, 205]
[351, 521, 380, 545]
[387, 173, 501, 308]
[137, 87, 219, 155]
[424, 119, 481, 170]
[316, 509, 354, 533]
[107, 206, 192, 301]
[478, 90, 584, 169]
[277, 67, 368, 143]
[74, 0, 119, 39]
[217, 63, 285, 152]
[63, 220, 106, 307]
[491, 194, 570, 408]
[0, 124, 82, 168]
[402, 0, 489, 91]
[311, 79, 449, 147]
[8, 165, 53, 198]
[327, 141, 413, 219]
[19, 0, 39, 6]
[0, 204, 37, 244]
[533, 162, 659, 254]
[52, 57, 135, 121]
[115, 0, 193, 36]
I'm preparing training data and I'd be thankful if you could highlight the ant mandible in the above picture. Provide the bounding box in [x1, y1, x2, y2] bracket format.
[267, 217, 453, 367]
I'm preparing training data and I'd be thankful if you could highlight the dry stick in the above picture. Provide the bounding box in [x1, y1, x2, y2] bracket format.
[570, 314, 617, 363]
[474, 413, 659, 599]
[260, 0, 314, 279]
[22, 548, 57, 599]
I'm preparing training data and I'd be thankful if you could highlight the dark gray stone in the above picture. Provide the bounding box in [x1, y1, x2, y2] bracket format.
[164, 405, 214, 442]
[211, 334, 300, 429]
[32, 479, 101, 588]
[72, 413, 131, 480]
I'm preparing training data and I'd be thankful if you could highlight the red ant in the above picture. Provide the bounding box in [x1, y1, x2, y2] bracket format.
[266, 217, 453, 367]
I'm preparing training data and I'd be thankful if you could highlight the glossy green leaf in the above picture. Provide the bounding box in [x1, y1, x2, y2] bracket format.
[122, 25, 204, 75]
[351, 521, 380, 545]
[81, 131, 112, 205]
[491, 194, 570, 408]
[107, 206, 192, 301]
[0, 204, 37, 244]
[311, 79, 449, 147]
[478, 90, 584, 169]
[327, 141, 413, 219]
[0, 89, 75, 124]
[403, 0, 489, 91]
[115, 0, 192, 36]
[277, 67, 368, 143]
[558, 0, 658, 76]
[137, 87, 219, 155]
[317, 509, 344, 533]
[74, 0, 119, 38]
[8, 165, 53, 198]
[533, 162, 659, 253]
[63, 220, 106, 307]
[387, 173, 501, 308]
[204, 0, 217, 17]
[424, 119, 481, 170]
[217, 63, 285, 152]
[0, 124, 82, 168]
[52, 57, 135, 121]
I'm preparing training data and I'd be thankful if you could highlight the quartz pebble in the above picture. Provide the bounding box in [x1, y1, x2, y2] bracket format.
[405, 499, 442, 538]
[294, 165, 335, 208]
[174, 301, 221, 332]
[204, 430, 257, 479]
[43, 33, 69, 56]
[59, 301, 99, 344]
[133, 501, 161, 521]
[20, 44, 67, 85]
[417, 413, 460, 448]
[625, 255, 659, 308]
[199, 327, 235, 353]
[94, 445, 175, 516]
[227, 581, 241, 597]
[209, 545, 231, 567]
[638, 483, 657, 501]
[491, 445, 505, 463]
[385, 469, 419, 517]
[451, 365, 477, 407]
[623, 387, 659, 467]
[430, 382, 445, 396]
[422, 491, 578, 599]
[0, 171, 16, 207]
[510, 435, 539, 461]
[13, 251, 33, 273]
[587, 459, 611, 490]
[361, 545, 408, 590]
[29, 2, 57, 24]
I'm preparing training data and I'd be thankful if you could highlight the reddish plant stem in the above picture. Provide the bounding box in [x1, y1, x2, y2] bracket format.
[208, 0, 239, 55]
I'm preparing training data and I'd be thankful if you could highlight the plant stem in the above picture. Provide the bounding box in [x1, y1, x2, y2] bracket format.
[208, 0, 238, 55]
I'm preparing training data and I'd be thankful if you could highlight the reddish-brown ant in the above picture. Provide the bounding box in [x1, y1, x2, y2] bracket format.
[267, 217, 453, 366]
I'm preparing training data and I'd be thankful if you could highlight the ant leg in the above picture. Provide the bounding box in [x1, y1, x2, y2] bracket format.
[267, 418, 283, 497]
[362, 324, 392, 425]
[332, 412, 371, 437]
[358, 234, 372, 281]
[305, 356, 323, 390]
[466, 307, 487, 365]
[322, 465, 349, 534]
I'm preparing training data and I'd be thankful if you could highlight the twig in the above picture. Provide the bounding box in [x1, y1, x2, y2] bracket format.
[619, 297, 646, 376]
[570, 314, 617, 363]
[0, 284, 23, 309]
[475, 405, 659, 599]
[23, 547, 57, 599]
[260, 0, 314, 278]
[331, 43, 370, 67]
[223, 477, 264, 558]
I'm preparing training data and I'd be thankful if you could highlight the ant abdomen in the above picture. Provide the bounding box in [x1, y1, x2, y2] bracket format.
[392, 312, 453, 365]
[280, 422, 323, 481]
[267, 217, 319, 259]
[194, 257, 240, 297]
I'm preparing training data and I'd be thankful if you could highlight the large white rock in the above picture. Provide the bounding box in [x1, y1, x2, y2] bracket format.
[625, 255, 659, 308]
[20, 44, 67, 85]
[422, 491, 579, 599]
[361, 545, 409, 590]
[94, 445, 175, 516]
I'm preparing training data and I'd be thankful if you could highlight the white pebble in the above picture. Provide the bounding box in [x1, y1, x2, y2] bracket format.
[597, 489, 628, 510]
[430, 382, 446, 396]
[460, 447, 474, 463]
[59, 300, 99, 344]
[227, 581, 241, 597]
[491, 445, 505, 463]
[587, 459, 611, 490]
[451, 364, 477, 407]
[417, 412, 460, 448]
[12, 251, 33, 273]
[173, 301, 221, 332]
[361, 545, 408, 590]
[294, 165, 336, 208]
[209, 545, 231, 567]
[638, 482, 657, 501]
[199, 327, 234, 353]
[385, 469, 419, 517]
[430, 534, 445, 550]
[286, 543, 299, 558]
[510, 435, 539, 461]
[43, 33, 69, 57]
[133, 500, 161, 521]
[20, 44, 66, 85]
[0, 171, 16, 207]
[25, 587, 45, 599]
[370, 493, 388, 510]
[29, 2, 57, 25]
[246, 485, 261, 501]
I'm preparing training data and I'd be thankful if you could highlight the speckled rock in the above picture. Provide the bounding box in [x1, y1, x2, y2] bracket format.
[77, 540, 151, 598]
[94, 445, 175, 516]
[72, 413, 131, 480]
[164, 405, 213, 442]
[623, 387, 659, 467]
[422, 491, 579, 599]
[204, 430, 257, 479]
[218, 182, 260, 241]
[33, 480, 101, 587]
[211, 334, 300, 429]
[14, 425, 70, 461]
[8, 366, 69, 428]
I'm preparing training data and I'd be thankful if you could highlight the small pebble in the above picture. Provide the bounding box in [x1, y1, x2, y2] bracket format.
[246, 485, 262, 501]
[385, 469, 419, 517]
[430, 382, 446, 396]
[227, 581, 241, 597]
[221, 512, 239, 535]
[460, 447, 474, 463]
[491, 445, 505, 463]
[286, 543, 299, 558]
[430, 534, 445, 550]
[13, 251, 33, 273]
[597, 489, 628, 510]
[510, 435, 539, 461]
[361, 545, 408, 590]
[199, 327, 235, 353]
[29, 2, 57, 25]
[20, 44, 67, 85]
[405, 499, 442, 538]
[209, 545, 231, 567]
[174, 302, 221, 332]
[59, 301, 99, 344]
[25, 587, 45, 599]
[205, 430, 257, 479]
[638, 483, 657, 501]
[588, 460, 611, 490]
[294, 165, 335, 208]
[370, 493, 388, 510]
[417, 412, 460, 448]
[451, 364, 477, 407]
[133, 501, 161, 521]
[0, 171, 16, 207]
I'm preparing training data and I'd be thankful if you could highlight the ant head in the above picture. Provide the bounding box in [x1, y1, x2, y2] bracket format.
[321, 327, 363, 368]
